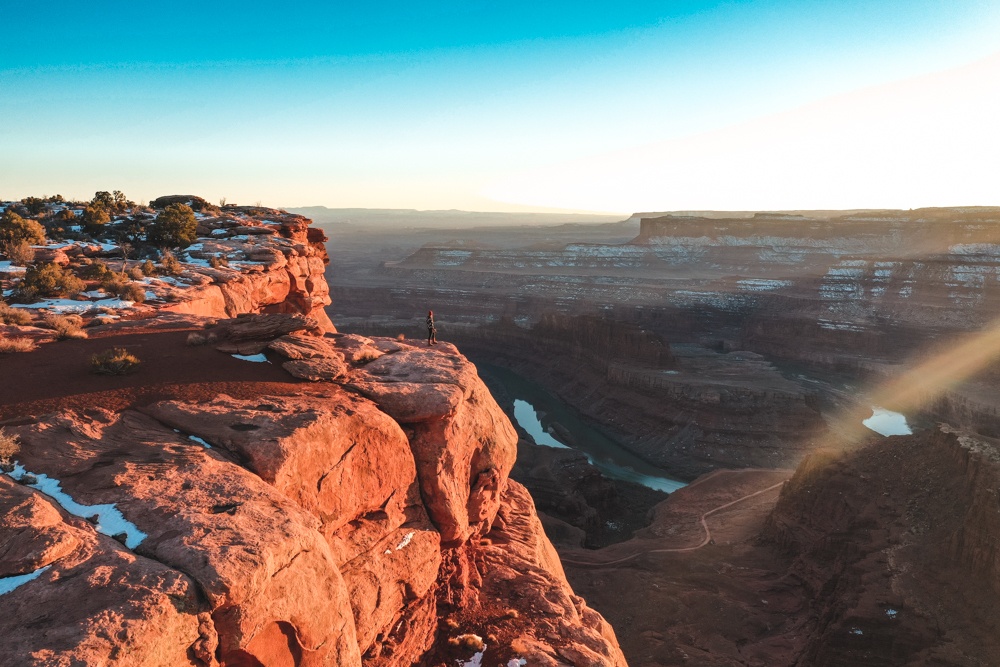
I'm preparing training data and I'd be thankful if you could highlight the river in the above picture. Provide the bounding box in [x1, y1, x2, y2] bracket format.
[479, 363, 687, 493]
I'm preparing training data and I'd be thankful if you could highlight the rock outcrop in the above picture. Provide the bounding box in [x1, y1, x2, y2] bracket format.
[158, 209, 335, 332]
[0, 326, 626, 666]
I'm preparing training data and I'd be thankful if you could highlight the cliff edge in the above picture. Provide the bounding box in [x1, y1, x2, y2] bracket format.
[0, 206, 626, 666]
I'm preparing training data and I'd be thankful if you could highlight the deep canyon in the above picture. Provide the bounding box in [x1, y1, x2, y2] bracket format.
[319, 206, 1000, 666]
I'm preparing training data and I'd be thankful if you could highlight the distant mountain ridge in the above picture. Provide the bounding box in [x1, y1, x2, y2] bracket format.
[286, 206, 624, 229]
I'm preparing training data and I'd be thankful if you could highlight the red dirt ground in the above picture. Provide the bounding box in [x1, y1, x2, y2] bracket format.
[0, 321, 305, 423]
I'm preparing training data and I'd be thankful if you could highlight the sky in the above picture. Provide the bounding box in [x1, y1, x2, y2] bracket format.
[2, 1, 999, 213]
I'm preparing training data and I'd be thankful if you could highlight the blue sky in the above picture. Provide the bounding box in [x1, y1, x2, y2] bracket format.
[2, 1, 999, 212]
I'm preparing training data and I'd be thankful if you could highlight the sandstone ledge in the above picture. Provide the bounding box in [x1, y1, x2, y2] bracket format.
[0, 333, 626, 667]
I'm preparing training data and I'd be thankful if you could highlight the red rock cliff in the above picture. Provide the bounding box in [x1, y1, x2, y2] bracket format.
[0, 329, 626, 666]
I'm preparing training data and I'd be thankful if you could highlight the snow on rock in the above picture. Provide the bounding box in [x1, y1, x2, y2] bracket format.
[395, 531, 415, 550]
[3, 463, 147, 549]
[231, 353, 269, 363]
[0, 566, 51, 596]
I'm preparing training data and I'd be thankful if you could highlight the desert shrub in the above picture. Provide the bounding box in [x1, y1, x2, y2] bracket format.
[127, 266, 144, 280]
[98, 272, 145, 303]
[91, 347, 140, 375]
[0, 428, 20, 465]
[0, 210, 46, 246]
[0, 336, 36, 353]
[14, 262, 85, 301]
[158, 250, 183, 276]
[80, 259, 113, 280]
[0, 301, 33, 326]
[148, 204, 198, 248]
[40, 314, 87, 340]
[118, 282, 146, 303]
[140, 259, 157, 276]
[100, 271, 129, 293]
[91, 190, 132, 214]
[356, 350, 381, 364]
[209, 253, 229, 268]
[186, 331, 208, 346]
[1, 240, 35, 266]
[20, 196, 46, 215]
[80, 204, 110, 232]
[56, 208, 78, 223]
[88, 314, 117, 327]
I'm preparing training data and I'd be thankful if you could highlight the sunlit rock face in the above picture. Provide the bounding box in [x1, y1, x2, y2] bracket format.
[0, 334, 626, 667]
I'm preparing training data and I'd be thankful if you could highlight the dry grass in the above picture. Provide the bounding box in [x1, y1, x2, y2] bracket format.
[0, 301, 33, 326]
[0, 240, 35, 266]
[40, 314, 88, 340]
[0, 428, 19, 463]
[355, 350, 381, 364]
[0, 336, 37, 354]
[91, 347, 141, 375]
[186, 332, 208, 346]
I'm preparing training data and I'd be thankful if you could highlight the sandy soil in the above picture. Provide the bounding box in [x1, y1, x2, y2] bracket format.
[0, 320, 301, 423]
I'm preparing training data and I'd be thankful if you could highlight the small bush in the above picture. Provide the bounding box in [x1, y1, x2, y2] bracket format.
[127, 266, 144, 280]
[140, 259, 157, 276]
[0, 336, 36, 354]
[0, 210, 46, 246]
[0, 428, 20, 464]
[118, 282, 146, 303]
[185, 331, 208, 346]
[356, 350, 381, 364]
[0, 301, 33, 326]
[80, 204, 110, 232]
[209, 253, 229, 269]
[91, 347, 140, 375]
[1, 240, 35, 266]
[159, 250, 182, 276]
[80, 260, 114, 280]
[13, 262, 85, 301]
[40, 314, 87, 340]
[148, 204, 198, 248]
[100, 272, 129, 294]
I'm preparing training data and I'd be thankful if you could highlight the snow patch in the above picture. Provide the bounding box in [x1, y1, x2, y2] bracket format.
[458, 646, 486, 667]
[395, 531, 414, 550]
[0, 565, 50, 596]
[11, 297, 135, 314]
[231, 353, 269, 363]
[188, 435, 212, 448]
[4, 463, 147, 549]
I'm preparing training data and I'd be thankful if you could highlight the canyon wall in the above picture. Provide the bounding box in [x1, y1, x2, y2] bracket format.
[762, 427, 1000, 665]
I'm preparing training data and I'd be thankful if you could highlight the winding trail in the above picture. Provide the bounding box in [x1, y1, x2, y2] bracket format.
[561, 472, 788, 568]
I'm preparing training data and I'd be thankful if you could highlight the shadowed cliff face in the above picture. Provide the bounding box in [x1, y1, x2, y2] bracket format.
[761, 428, 1000, 666]
[545, 427, 1000, 667]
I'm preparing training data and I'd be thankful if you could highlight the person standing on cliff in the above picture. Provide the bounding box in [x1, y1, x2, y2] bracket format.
[427, 310, 437, 346]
